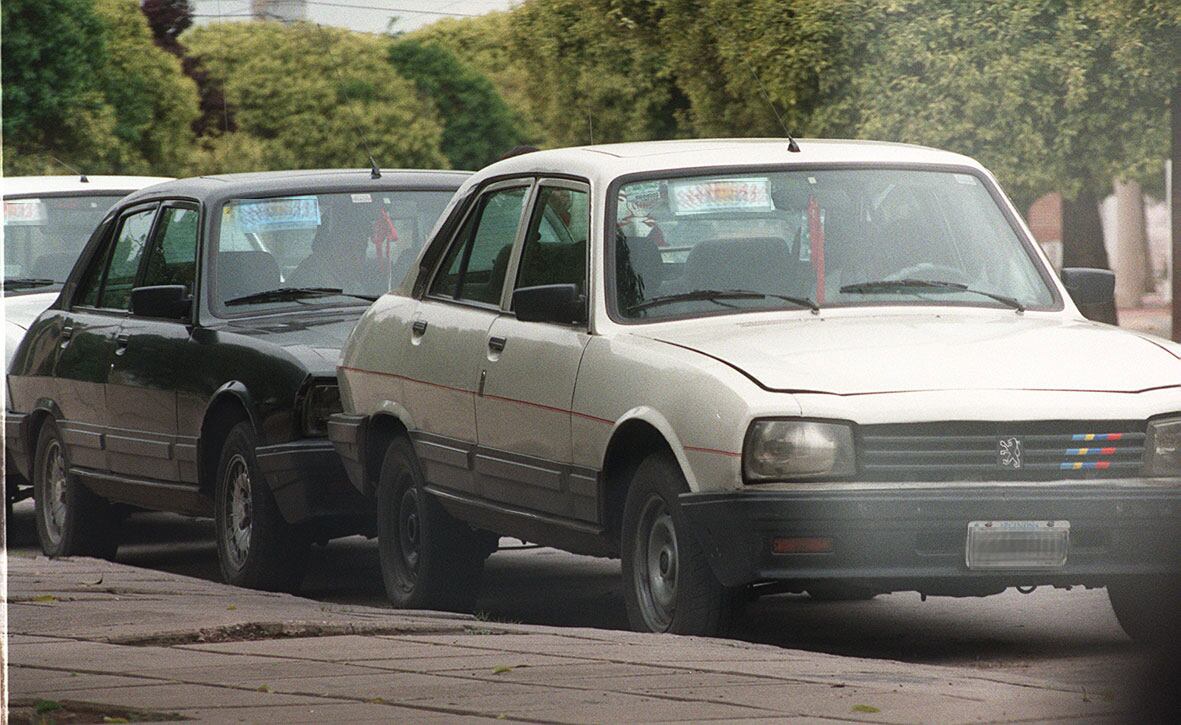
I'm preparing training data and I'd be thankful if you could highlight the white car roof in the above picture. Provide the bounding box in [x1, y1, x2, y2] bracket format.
[477, 138, 985, 187]
[1, 175, 173, 197]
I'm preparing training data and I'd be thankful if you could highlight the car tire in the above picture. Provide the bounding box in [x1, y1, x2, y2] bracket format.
[32, 419, 119, 559]
[1107, 577, 1181, 643]
[621, 451, 734, 635]
[214, 422, 309, 592]
[376, 435, 484, 612]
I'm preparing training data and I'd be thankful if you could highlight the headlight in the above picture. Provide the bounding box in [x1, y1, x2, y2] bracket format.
[1146, 417, 1181, 476]
[301, 383, 342, 437]
[743, 419, 855, 482]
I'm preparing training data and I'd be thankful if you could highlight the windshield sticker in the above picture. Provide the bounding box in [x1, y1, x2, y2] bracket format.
[230, 196, 321, 232]
[4, 199, 48, 226]
[351, 193, 373, 203]
[618, 181, 662, 221]
[954, 174, 978, 185]
[669, 177, 773, 214]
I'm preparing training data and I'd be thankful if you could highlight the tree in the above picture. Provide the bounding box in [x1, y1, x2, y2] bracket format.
[182, 22, 449, 173]
[92, 0, 199, 175]
[387, 39, 524, 170]
[1, 0, 114, 175]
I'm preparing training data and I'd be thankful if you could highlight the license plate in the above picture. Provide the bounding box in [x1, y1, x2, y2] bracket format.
[965, 520, 1069, 570]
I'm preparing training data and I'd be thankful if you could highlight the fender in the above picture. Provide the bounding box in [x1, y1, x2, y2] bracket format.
[606, 405, 699, 491]
[200, 381, 262, 435]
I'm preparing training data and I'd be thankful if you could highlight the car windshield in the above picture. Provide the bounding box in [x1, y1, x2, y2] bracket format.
[612, 168, 1055, 320]
[3, 194, 125, 287]
[212, 189, 454, 312]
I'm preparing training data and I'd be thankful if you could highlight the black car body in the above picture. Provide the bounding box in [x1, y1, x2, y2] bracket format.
[5, 169, 468, 589]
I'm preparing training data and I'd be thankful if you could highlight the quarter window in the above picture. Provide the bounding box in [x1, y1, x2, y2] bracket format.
[430, 186, 528, 305]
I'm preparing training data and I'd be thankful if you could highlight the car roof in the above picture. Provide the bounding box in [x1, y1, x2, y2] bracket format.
[1, 175, 174, 197]
[474, 138, 985, 187]
[119, 168, 473, 205]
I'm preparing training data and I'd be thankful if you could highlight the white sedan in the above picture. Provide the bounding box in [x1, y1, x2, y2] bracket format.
[331, 139, 1181, 640]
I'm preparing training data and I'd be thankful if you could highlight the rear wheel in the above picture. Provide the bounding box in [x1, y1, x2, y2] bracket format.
[1107, 577, 1181, 643]
[376, 436, 484, 612]
[32, 419, 118, 559]
[621, 452, 734, 635]
[214, 422, 309, 591]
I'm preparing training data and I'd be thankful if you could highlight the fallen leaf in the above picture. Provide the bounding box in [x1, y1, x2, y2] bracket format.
[35, 700, 61, 714]
[226, 605, 237, 611]
[103, 717, 130, 723]
[364, 697, 386, 704]
[492, 665, 513, 675]
[82, 576, 104, 586]
[257, 684, 272, 693]
[33, 594, 58, 603]
[852, 704, 880, 714]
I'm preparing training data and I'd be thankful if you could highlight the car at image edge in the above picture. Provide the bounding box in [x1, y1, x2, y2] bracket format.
[330, 138, 1181, 641]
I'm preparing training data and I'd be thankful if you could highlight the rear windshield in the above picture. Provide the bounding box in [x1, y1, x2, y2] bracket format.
[3, 194, 124, 287]
[612, 168, 1055, 320]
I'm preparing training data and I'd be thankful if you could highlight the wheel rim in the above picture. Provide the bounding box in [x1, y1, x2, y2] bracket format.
[397, 486, 422, 580]
[634, 493, 679, 631]
[222, 453, 252, 570]
[41, 440, 68, 546]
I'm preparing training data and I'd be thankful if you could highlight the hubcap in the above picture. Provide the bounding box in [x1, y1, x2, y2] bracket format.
[634, 494, 679, 631]
[42, 440, 68, 545]
[398, 487, 422, 578]
[222, 454, 252, 570]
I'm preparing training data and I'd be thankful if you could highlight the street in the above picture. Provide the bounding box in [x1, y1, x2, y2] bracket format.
[6, 501, 1142, 696]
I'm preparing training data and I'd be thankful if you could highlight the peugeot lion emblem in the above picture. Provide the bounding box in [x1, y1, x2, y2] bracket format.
[997, 437, 1023, 469]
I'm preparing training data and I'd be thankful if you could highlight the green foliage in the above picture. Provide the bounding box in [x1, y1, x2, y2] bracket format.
[183, 22, 448, 172]
[93, 0, 198, 175]
[504, 0, 690, 147]
[1, 0, 114, 175]
[388, 39, 524, 169]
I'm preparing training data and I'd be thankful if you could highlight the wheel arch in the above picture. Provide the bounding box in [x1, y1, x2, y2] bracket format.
[360, 411, 413, 498]
[23, 399, 64, 465]
[197, 384, 258, 497]
[599, 409, 694, 549]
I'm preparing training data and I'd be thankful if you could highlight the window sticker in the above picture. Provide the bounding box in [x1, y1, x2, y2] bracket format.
[668, 177, 773, 214]
[230, 196, 321, 232]
[351, 193, 373, 203]
[954, 174, 978, 185]
[4, 199, 47, 226]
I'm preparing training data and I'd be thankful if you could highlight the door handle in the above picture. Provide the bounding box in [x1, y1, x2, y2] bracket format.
[115, 333, 130, 355]
[488, 336, 506, 354]
[60, 325, 74, 348]
[412, 319, 428, 335]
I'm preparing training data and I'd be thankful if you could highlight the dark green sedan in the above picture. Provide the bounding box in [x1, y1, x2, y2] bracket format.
[5, 169, 469, 591]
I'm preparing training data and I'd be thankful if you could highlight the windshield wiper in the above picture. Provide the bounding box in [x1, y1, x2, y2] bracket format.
[839, 279, 1025, 312]
[3, 277, 57, 290]
[224, 287, 379, 306]
[629, 288, 819, 314]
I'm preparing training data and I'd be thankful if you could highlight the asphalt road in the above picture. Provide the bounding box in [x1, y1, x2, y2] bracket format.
[6, 501, 1146, 695]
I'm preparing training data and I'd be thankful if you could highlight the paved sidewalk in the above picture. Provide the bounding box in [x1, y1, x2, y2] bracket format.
[5, 555, 1132, 723]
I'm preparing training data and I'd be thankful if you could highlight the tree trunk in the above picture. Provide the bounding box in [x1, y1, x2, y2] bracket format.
[1113, 178, 1148, 308]
[1062, 188, 1117, 324]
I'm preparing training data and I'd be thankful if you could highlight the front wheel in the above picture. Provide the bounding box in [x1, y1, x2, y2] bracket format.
[1107, 577, 1181, 643]
[621, 452, 734, 635]
[32, 419, 119, 559]
[376, 436, 485, 612]
[214, 422, 309, 591]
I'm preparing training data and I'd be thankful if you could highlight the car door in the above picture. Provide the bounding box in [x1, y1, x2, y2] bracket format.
[475, 180, 595, 521]
[106, 202, 199, 485]
[53, 203, 158, 472]
[396, 181, 531, 497]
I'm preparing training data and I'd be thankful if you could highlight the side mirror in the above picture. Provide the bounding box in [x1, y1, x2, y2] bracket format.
[512, 284, 586, 325]
[130, 285, 192, 320]
[1060, 268, 1115, 306]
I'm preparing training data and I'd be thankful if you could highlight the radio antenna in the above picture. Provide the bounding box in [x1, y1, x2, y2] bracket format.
[49, 155, 88, 182]
[321, 27, 383, 177]
[741, 60, 798, 154]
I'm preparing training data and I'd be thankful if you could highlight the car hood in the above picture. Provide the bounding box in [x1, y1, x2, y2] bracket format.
[223, 310, 362, 377]
[3, 290, 59, 330]
[647, 312, 1181, 395]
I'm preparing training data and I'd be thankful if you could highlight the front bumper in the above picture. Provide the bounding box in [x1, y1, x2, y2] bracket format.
[255, 437, 369, 526]
[679, 483, 1181, 590]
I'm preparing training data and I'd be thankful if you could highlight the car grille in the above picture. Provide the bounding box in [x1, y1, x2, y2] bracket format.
[857, 421, 1146, 481]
